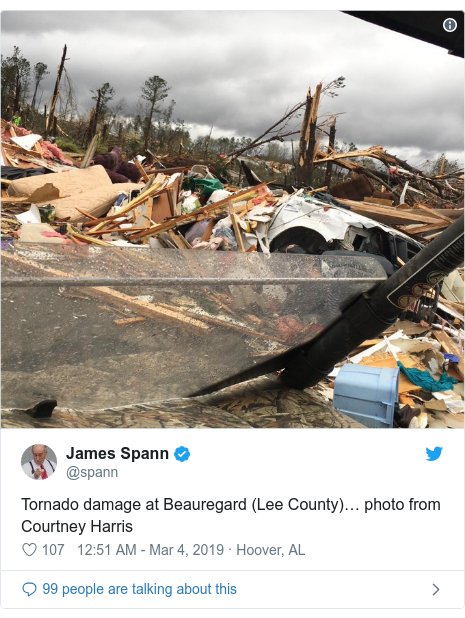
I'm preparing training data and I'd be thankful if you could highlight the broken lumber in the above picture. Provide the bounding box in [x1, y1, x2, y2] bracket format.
[413, 203, 453, 223]
[398, 222, 449, 236]
[128, 183, 269, 241]
[1, 250, 210, 333]
[363, 196, 393, 206]
[113, 317, 147, 326]
[80, 134, 99, 169]
[337, 199, 443, 226]
[134, 158, 150, 181]
[228, 202, 246, 252]
[157, 301, 286, 344]
[88, 180, 168, 233]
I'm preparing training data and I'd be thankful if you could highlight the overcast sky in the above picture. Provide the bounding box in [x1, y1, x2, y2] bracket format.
[2, 10, 463, 166]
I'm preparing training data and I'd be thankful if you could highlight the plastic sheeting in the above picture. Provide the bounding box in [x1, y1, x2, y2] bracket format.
[2, 245, 386, 410]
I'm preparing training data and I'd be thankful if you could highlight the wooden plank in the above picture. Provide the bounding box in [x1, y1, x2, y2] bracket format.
[414, 203, 453, 223]
[85, 227, 148, 235]
[34, 141, 44, 157]
[307, 186, 328, 194]
[167, 175, 181, 217]
[421, 232, 442, 241]
[75, 208, 99, 221]
[410, 208, 463, 220]
[147, 165, 191, 175]
[439, 297, 464, 315]
[2, 141, 44, 156]
[146, 196, 154, 224]
[207, 292, 235, 316]
[69, 235, 87, 245]
[398, 222, 449, 235]
[1, 250, 210, 333]
[432, 330, 464, 381]
[363, 196, 393, 206]
[88, 292, 207, 332]
[157, 302, 286, 343]
[200, 218, 215, 242]
[9, 152, 69, 172]
[113, 317, 146, 326]
[82, 213, 133, 227]
[167, 230, 188, 250]
[228, 202, 245, 252]
[174, 231, 192, 249]
[176, 172, 185, 216]
[80, 134, 99, 169]
[437, 300, 464, 323]
[88, 181, 167, 233]
[1, 145, 16, 167]
[355, 339, 384, 348]
[67, 228, 111, 246]
[338, 198, 441, 225]
[128, 183, 268, 241]
[134, 158, 149, 181]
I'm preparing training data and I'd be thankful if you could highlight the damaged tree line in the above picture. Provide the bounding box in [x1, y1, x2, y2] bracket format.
[2, 44, 462, 211]
[225, 79, 463, 209]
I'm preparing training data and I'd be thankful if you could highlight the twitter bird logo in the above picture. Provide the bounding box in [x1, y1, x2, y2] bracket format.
[426, 447, 443, 461]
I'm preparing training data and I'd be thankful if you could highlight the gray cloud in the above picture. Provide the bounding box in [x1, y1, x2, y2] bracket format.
[1, 10, 463, 165]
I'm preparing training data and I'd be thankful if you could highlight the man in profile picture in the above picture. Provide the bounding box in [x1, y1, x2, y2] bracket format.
[22, 445, 56, 480]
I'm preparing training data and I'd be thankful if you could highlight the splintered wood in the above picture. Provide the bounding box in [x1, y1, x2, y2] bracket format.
[1, 251, 209, 333]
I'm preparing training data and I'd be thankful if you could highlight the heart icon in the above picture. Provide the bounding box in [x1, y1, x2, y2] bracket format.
[22, 543, 37, 557]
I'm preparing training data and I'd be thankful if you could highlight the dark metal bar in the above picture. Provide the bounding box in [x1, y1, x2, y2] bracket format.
[192, 216, 464, 395]
[0, 276, 384, 288]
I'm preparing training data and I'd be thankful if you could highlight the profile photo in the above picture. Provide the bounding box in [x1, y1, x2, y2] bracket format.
[21, 444, 57, 480]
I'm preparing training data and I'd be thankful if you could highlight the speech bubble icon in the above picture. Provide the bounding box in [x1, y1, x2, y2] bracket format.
[22, 582, 37, 597]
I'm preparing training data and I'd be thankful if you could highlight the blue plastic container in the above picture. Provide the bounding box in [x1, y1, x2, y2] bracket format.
[333, 365, 399, 428]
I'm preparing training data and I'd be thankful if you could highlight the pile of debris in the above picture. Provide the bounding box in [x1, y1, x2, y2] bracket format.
[1, 154, 288, 253]
[317, 312, 464, 429]
[1, 118, 462, 253]
[316, 144, 464, 216]
[1, 120, 463, 429]
[1, 119, 74, 168]
[326, 171, 463, 244]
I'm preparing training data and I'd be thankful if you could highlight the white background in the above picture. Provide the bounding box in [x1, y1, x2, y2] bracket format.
[1, 428, 463, 612]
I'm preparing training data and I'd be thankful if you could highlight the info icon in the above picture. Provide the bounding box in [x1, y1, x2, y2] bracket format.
[443, 18, 457, 33]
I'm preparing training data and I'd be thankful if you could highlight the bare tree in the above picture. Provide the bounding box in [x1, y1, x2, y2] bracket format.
[141, 75, 170, 149]
[90, 82, 115, 137]
[226, 77, 346, 165]
[31, 62, 49, 110]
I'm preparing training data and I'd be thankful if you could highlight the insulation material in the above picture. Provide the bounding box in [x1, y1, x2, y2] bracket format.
[1, 125, 74, 165]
